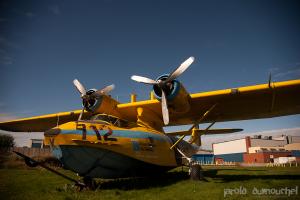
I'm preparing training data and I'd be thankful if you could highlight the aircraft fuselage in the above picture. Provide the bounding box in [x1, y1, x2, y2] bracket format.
[44, 120, 179, 178]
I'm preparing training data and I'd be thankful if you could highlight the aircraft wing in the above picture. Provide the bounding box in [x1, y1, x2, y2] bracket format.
[166, 128, 243, 136]
[0, 110, 92, 132]
[117, 79, 300, 126]
[1, 79, 299, 132]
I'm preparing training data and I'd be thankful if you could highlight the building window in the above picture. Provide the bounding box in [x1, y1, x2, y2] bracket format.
[31, 142, 42, 148]
[31, 139, 43, 148]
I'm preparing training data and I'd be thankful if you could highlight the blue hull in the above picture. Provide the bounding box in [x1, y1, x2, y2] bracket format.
[53, 145, 174, 179]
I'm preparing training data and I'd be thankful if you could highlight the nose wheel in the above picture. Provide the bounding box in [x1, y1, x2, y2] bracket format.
[75, 176, 97, 191]
[82, 176, 97, 190]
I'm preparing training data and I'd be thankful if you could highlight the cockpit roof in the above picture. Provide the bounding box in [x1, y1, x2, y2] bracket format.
[90, 114, 135, 128]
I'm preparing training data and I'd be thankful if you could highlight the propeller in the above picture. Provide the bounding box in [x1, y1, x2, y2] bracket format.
[73, 79, 115, 120]
[131, 56, 194, 125]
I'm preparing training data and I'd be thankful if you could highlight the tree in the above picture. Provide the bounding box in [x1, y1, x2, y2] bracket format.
[0, 134, 15, 152]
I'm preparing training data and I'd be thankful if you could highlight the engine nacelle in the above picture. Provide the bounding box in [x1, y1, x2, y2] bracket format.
[83, 89, 121, 117]
[153, 74, 191, 114]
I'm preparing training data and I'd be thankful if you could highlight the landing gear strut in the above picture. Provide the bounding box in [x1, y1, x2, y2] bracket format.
[13, 151, 96, 190]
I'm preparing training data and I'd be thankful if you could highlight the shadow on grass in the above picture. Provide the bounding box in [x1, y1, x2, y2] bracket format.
[202, 168, 269, 177]
[207, 168, 267, 171]
[93, 168, 296, 190]
[97, 171, 189, 190]
[203, 169, 300, 183]
[56, 168, 300, 190]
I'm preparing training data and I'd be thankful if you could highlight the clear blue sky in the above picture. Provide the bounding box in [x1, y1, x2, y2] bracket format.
[0, 0, 299, 133]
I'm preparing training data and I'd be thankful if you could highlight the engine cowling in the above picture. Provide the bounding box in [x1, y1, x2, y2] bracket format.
[82, 89, 98, 112]
[82, 89, 121, 117]
[153, 74, 191, 114]
[130, 56, 195, 125]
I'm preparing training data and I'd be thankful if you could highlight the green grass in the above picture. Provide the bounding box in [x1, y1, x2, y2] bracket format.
[0, 166, 300, 200]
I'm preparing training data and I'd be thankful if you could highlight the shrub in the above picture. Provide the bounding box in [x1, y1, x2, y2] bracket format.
[0, 134, 15, 152]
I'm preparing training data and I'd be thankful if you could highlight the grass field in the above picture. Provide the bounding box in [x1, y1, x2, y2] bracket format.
[1, 165, 300, 200]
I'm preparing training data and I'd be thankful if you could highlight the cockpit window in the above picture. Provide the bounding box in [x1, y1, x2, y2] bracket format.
[90, 114, 131, 128]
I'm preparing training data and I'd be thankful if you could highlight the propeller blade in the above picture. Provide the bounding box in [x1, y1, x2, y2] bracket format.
[161, 90, 169, 125]
[101, 84, 115, 94]
[94, 84, 115, 96]
[131, 75, 157, 85]
[73, 79, 86, 95]
[78, 106, 84, 121]
[167, 56, 194, 82]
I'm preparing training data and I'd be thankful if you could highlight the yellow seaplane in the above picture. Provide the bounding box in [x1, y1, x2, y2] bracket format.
[1, 57, 300, 188]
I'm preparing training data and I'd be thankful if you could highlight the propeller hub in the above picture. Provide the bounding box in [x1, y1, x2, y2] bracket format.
[82, 89, 99, 111]
[153, 74, 180, 100]
[73, 79, 115, 116]
[130, 56, 194, 125]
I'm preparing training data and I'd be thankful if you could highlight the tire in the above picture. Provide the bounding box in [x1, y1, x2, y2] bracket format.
[83, 176, 97, 190]
[190, 164, 203, 181]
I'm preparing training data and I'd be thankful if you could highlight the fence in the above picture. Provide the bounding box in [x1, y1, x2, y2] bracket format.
[192, 160, 237, 166]
[12, 147, 52, 158]
[266, 162, 299, 167]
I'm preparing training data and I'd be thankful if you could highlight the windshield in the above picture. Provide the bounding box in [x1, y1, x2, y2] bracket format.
[91, 114, 131, 128]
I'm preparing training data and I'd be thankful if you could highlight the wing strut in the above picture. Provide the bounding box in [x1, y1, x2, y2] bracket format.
[189, 121, 216, 145]
[268, 73, 276, 112]
[169, 103, 217, 150]
[188, 103, 218, 132]
[170, 134, 186, 150]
